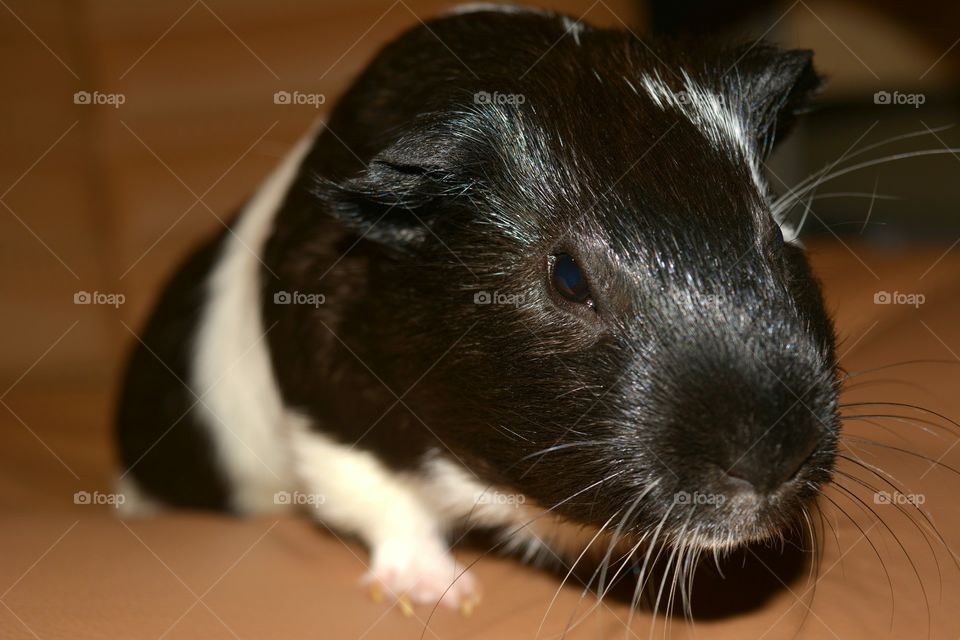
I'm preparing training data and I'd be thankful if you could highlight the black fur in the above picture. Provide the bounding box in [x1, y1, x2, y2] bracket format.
[117, 231, 233, 510]
[121, 6, 838, 549]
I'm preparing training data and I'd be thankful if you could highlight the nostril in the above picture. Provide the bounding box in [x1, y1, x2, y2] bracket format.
[722, 465, 758, 493]
[723, 437, 820, 495]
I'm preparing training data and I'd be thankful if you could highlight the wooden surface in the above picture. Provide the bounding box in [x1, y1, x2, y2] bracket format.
[2, 0, 958, 383]
[2, 244, 960, 638]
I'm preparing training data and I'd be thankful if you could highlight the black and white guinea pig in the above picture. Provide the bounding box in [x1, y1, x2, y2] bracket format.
[116, 3, 839, 614]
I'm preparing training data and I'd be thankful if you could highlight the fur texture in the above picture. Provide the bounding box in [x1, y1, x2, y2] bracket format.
[116, 5, 838, 609]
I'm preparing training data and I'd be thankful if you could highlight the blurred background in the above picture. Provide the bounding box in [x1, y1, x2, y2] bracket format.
[1, 2, 960, 637]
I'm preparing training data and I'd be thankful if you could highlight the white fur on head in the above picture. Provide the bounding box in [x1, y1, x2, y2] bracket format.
[640, 69, 765, 196]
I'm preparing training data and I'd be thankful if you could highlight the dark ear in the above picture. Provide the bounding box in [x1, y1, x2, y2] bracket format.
[732, 45, 823, 158]
[313, 124, 471, 252]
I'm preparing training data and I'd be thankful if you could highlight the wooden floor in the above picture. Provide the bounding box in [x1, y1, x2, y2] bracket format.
[1, 0, 652, 387]
[3, 243, 960, 638]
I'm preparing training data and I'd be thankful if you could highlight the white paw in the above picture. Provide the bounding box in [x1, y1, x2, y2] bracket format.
[363, 538, 480, 615]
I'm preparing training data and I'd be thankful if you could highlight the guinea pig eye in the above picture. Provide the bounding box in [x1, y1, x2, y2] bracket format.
[550, 254, 594, 307]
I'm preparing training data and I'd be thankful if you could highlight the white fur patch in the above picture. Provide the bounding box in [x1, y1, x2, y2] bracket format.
[115, 475, 163, 518]
[448, 4, 582, 46]
[640, 70, 766, 199]
[287, 418, 483, 606]
[560, 16, 584, 46]
[283, 421, 590, 566]
[446, 3, 546, 17]
[781, 222, 802, 245]
[287, 416, 444, 543]
[191, 124, 320, 514]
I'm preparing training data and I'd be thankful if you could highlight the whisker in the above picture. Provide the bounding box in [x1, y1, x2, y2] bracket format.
[421, 468, 628, 639]
[777, 124, 954, 211]
[598, 490, 649, 597]
[840, 416, 918, 445]
[834, 463, 946, 593]
[564, 490, 661, 637]
[830, 479, 932, 637]
[819, 487, 895, 628]
[621, 501, 676, 638]
[780, 147, 960, 232]
[663, 509, 697, 638]
[535, 510, 621, 639]
[840, 401, 960, 433]
[838, 442, 959, 575]
[841, 376, 941, 400]
[841, 436, 960, 479]
[840, 359, 960, 384]
[792, 504, 819, 639]
[772, 124, 956, 219]
[805, 191, 899, 202]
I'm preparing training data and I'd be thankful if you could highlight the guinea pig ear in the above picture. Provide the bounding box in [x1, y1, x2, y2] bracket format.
[316, 127, 469, 252]
[731, 45, 823, 158]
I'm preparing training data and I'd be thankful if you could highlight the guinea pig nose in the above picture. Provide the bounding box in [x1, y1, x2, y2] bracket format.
[723, 436, 820, 495]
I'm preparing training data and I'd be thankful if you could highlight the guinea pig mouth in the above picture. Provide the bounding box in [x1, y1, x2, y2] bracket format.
[655, 456, 834, 553]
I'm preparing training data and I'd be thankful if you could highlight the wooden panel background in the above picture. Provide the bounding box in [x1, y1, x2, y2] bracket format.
[0, 0, 955, 388]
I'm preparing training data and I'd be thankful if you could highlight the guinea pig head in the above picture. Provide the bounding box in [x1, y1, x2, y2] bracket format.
[312, 12, 838, 552]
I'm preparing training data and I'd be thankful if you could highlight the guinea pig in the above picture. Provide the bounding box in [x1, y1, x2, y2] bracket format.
[116, 3, 839, 615]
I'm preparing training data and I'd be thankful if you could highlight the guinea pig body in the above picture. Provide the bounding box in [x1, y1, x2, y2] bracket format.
[117, 4, 840, 611]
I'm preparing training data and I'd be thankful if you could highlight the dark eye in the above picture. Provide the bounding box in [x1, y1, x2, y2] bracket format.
[551, 254, 594, 307]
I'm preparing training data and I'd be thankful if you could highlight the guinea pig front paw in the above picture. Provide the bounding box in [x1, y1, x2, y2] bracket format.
[363, 538, 480, 616]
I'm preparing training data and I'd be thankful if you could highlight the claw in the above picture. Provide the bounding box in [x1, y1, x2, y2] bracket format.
[398, 595, 414, 617]
[459, 596, 477, 617]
